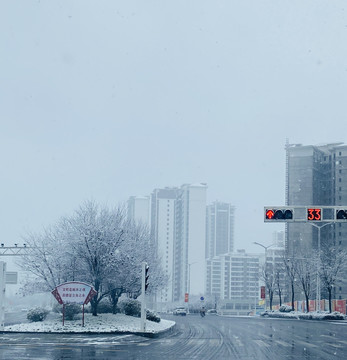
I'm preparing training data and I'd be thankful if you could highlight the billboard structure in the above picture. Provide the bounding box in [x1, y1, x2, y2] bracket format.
[52, 281, 97, 326]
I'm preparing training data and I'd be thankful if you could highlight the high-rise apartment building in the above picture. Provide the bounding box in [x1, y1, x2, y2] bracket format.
[286, 142, 347, 299]
[174, 183, 207, 301]
[134, 183, 208, 304]
[127, 196, 150, 227]
[206, 201, 235, 259]
[150, 187, 179, 303]
[206, 250, 260, 315]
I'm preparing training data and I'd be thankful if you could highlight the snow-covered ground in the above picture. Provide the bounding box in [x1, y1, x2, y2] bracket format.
[3, 313, 175, 334]
[261, 310, 346, 320]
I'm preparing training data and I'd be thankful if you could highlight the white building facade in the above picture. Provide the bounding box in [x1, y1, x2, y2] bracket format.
[206, 201, 235, 259]
[173, 183, 207, 301]
[206, 250, 260, 315]
[150, 188, 178, 304]
[130, 183, 207, 305]
[127, 196, 150, 227]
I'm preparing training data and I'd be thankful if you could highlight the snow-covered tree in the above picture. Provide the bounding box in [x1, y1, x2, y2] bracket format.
[294, 252, 317, 313]
[261, 264, 275, 310]
[104, 222, 168, 313]
[319, 245, 347, 313]
[20, 200, 167, 316]
[283, 255, 296, 311]
[274, 261, 285, 306]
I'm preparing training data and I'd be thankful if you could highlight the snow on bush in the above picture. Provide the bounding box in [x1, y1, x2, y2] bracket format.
[261, 310, 346, 320]
[27, 307, 50, 322]
[279, 305, 293, 313]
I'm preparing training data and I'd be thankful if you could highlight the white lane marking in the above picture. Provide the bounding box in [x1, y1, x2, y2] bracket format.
[232, 335, 244, 347]
[275, 340, 291, 347]
[254, 340, 270, 348]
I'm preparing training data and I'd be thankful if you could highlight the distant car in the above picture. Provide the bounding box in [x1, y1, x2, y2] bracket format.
[207, 309, 217, 315]
[173, 307, 187, 316]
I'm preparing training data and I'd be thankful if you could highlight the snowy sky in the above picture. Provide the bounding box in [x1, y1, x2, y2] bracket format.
[1, 0, 347, 254]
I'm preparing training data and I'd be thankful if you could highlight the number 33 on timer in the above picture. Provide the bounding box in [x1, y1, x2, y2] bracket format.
[307, 208, 321, 221]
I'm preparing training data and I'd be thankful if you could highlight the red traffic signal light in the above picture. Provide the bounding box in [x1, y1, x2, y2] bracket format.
[265, 209, 275, 219]
[264, 208, 293, 222]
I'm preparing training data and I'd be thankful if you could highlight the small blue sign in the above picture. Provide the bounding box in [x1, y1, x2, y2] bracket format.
[200, 296, 204, 301]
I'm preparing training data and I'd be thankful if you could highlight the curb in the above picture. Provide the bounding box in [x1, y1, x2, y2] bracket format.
[0, 323, 176, 337]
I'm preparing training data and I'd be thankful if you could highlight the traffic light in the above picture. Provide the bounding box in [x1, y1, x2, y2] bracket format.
[264, 208, 293, 222]
[336, 209, 347, 220]
[145, 264, 149, 292]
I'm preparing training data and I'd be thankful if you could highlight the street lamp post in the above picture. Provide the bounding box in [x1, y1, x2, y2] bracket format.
[253, 242, 275, 311]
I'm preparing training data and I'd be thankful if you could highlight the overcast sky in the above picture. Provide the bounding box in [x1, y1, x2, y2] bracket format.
[1, 0, 347, 254]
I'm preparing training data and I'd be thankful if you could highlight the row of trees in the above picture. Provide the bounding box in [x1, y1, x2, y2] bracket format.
[263, 245, 347, 313]
[19, 200, 168, 315]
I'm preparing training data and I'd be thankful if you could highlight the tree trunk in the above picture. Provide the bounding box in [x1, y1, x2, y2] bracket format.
[91, 281, 101, 316]
[269, 290, 273, 310]
[328, 288, 332, 313]
[110, 289, 122, 314]
[291, 283, 295, 311]
[278, 288, 282, 306]
[305, 294, 309, 313]
[91, 297, 98, 316]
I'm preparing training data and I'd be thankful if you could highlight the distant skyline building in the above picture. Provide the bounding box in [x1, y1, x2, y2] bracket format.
[150, 187, 179, 304]
[130, 183, 208, 304]
[286, 142, 347, 300]
[206, 249, 260, 315]
[127, 196, 150, 227]
[174, 183, 207, 301]
[206, 201, 235, 259]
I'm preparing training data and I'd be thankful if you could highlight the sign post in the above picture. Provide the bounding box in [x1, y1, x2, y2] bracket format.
[51, 281, 97, 326]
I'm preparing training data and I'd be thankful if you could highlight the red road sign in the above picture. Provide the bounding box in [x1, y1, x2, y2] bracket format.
[260, 286, 265, 299]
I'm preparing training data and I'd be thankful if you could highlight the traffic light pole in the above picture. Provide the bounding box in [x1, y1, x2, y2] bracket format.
[140, 262, 146, 332]
[254, 242, 275, 311]
[264, 206, 343, 312]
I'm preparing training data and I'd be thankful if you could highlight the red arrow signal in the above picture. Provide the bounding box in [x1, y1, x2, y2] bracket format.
[266, 209, 275, 219]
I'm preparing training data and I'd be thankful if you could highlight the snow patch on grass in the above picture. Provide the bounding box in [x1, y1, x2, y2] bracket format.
[261, 310, 346, 320]
[4, 313, 175, 334]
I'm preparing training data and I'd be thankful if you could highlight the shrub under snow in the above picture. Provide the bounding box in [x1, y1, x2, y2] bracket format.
[261, 310, 346, 320]
[27, 307, 50, 322]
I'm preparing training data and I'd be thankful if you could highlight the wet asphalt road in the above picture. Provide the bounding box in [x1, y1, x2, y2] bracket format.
[1, 314, 347, 359]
